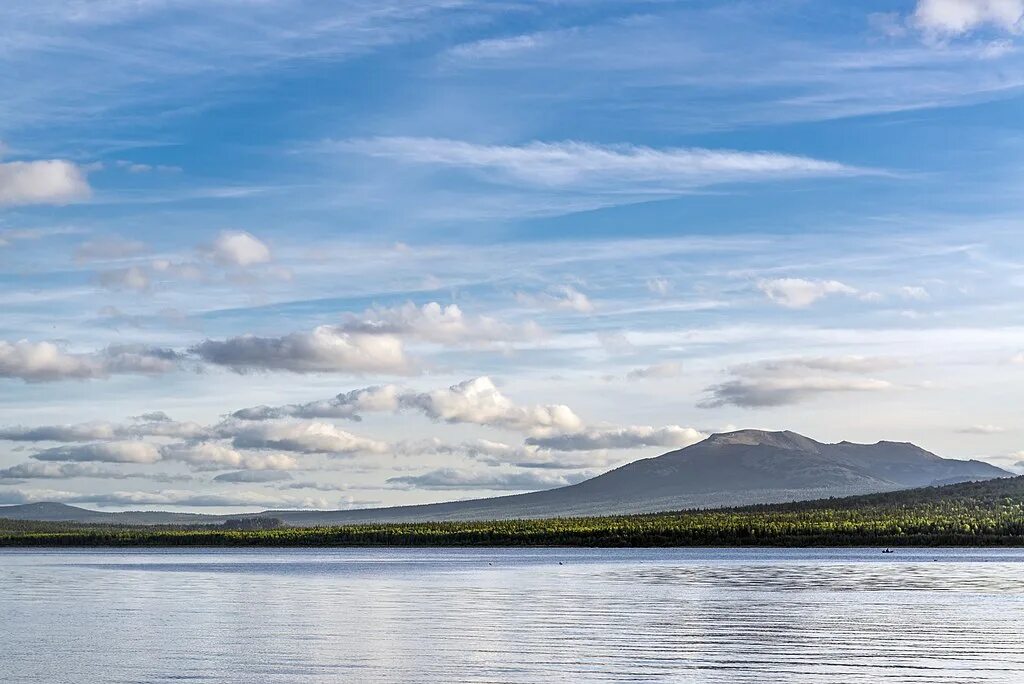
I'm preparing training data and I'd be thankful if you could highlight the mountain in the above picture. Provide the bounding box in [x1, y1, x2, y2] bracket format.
[0, 502, 225, 525]
[0, 429, 1007, 525]
[263, 429, 1008, 524]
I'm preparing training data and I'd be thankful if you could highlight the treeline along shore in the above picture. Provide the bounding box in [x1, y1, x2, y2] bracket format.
[4, 477, 1024, 548]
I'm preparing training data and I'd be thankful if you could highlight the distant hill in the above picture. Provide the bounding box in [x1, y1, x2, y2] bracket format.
[0, 502, 225, 525]
[0, 429, 1008, 526]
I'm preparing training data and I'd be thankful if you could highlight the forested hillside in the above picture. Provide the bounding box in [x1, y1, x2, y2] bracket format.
[3, 476, 1024, 547]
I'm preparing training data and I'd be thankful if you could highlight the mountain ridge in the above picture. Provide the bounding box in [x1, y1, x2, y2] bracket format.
[0, 429, 1009, 525]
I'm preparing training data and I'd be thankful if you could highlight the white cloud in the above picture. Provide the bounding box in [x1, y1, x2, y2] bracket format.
[647, 278, 671, 296]
[0, 340, 180, 382]
[0, 422, 117, 442]
[900, 285, 931, 301]
[228, 421, 388, 455]
[0, 418, 210, 443]
[74, 237, 147, 262]
[159, 442, 298, 471]
[32, 441, 162, 464]
[757, 278, 859, 308]
[0, 159, 91, 206]
[626, 362, 683, 381]
[956, 424, 1006, 434]
[230, 377, 582, 436]
[446, 32, 556, 60]
[913, 0, 1024, 36]
[516, 285, 594, 313]
[192, 302, 534, 375]
[0, 461, 189, 482]
[205, 230, 272, 267]
[700, 357, 897, 408]
[232, 385, 401, 421]
[97, 265, 151, 291]
[399, 377, 584, 435]
[190, 327, 410, 374]
[341, 301, 542, 344]
[527, 425, 705, 451]
[335, 137, 869, 189]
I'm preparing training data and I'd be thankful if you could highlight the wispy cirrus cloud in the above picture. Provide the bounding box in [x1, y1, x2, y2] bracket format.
[333, 137, 872, 190]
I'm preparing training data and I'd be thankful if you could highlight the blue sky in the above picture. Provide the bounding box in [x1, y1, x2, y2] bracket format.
[2, 0, 1024, 511]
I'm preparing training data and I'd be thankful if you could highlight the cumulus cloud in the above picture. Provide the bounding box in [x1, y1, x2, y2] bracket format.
[230, 377, 583, 437]
[232, 385, 400, 421]
[0, 423, 118, 442]
[204, 230, 272, 267]
[0, 418, 211, 443]
[386, 467, 589, 491]
[335, 138, 867, 189]
[700, 356, 897, 408]
[191, 303, 540, 375]
[191, 327, 410, 374]
[340, 301, 542, 344]
[626, 362, 683, 381]
[0, 159, 91, 206]
[398, 377, 583, 435]
[527, 425, 705, 451]
[228, 421, 388, 455]
[32, 441, 162, 464]
[757, 278, 859, 308]
[0, 340, 181, 382]
[160, 442, 298, 471]
[0, 461, 189, 482]
[912, 0, 1023, 36]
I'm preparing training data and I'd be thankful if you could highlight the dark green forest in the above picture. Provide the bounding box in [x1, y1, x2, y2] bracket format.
[4, 476, 1024, 547]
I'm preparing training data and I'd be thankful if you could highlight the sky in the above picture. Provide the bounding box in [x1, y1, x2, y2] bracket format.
[1, 0, 1024, 512]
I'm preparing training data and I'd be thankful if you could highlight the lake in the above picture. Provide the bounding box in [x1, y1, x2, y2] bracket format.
[2, 548, 1024, 683]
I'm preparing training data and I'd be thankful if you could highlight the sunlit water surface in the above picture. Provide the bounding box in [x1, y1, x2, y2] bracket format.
[3, 548, 1024, 683]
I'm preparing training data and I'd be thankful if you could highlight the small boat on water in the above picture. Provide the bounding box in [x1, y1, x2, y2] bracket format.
[882, 548, 894, 554]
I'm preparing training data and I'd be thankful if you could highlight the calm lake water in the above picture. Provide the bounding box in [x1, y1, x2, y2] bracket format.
[3, 548, 1024, 683]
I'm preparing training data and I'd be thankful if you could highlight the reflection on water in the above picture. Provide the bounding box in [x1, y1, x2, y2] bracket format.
[2, 548, 1023, 683]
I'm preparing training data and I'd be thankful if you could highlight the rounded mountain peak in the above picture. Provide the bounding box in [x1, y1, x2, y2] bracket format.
[704, 429, 822, 452]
